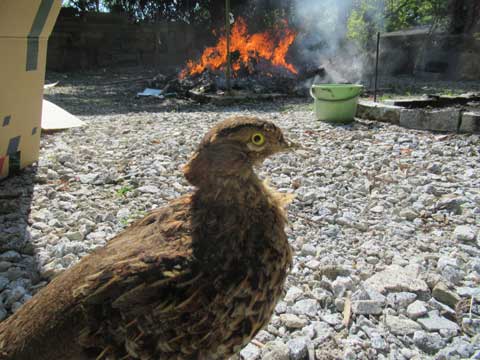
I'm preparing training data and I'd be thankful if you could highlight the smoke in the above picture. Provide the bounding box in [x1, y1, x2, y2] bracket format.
[291, 0, 369, 84]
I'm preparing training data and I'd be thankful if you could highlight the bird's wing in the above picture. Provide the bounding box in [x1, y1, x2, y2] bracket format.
[69, 196, 200, 355]
[74, 197, 194, 310]
[0, 197, 196, 360]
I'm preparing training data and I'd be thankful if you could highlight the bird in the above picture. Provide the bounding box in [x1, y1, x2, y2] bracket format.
[0, 116, 297, 360]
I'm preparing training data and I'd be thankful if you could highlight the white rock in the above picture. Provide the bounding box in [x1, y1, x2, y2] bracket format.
[240, 343, 260, 360]
[138, 185, 159, 194]
[453, 225, 477, 243]
[292, 299, 318, 317]
[279, 314, 307, 329]
[284, 286, 303, 304]
[407, 300, 428, 319]
[385, 315, 422, 335]
[364, 265, 429, 299]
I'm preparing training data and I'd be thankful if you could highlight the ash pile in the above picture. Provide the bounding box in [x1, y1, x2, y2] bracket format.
[142, 65, 331, 103]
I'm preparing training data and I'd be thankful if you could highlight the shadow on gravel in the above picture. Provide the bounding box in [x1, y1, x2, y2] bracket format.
[0, 167, 44, 321]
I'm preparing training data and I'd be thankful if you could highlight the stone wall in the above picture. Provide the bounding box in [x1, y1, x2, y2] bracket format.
[47, 11, 210, 71]
[379, 29, 480, 81]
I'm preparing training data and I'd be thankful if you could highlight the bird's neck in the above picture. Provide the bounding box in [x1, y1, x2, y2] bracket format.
[191, 172, 292, 267]
[193, 172, 265, 205]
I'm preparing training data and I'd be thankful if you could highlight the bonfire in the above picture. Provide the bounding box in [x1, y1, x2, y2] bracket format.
[179, 17, 297, 79]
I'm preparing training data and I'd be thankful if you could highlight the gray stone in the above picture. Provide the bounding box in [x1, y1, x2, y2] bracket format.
[369, 332, 389, 352]
[342, 348, 357, 360]
[407, 300, 428, 319]
[0, 261, 11, 272]
[292, 299, 318, 317]
[432, 282, 460, 308]
[261, 341, 290, 360]
[311, 321, 333, 344]
[428, 298, 456, 318]
[275, 301, 287, 314]
[0, 250, 21, 262]
[284, 287, 303, 304]
[6, 268, 25, 281]
[116, 208, 131, 219]
[0, 276, 9, 291]
[441, 265, 465, 285]
[363, 284, 387, 304]
[427, 162, 442, 174]
[137, 185, 159, 194]
[370, 205, 384, 213]
[300, 324, 315, 340]
[460, 112, 480, 133]
[417, 311, 460, 332]
[64, 231, 84, 242]
[385, 315, 422, 336]
[399, 108, 461, 132]
[437, 256, 460, 270]
[399, 209, 418, 221]
[356, 100, 402, 124]
[453, 225, 477, 243]
[5, 286, 26, 307]
[386, 292, 417, 309]
[254, 330, 275, 344]
[79, 173, 100, 184]
[240, 343, 261, 360]
[364, 265, 430, 299]
[280, 314, 308, 329]
[334, 298, 345, 312]
[287, 337, 309, 360]
[352, 300, 383, 315]
[300, 244, 316, 256]
[311, 288, 332, 304]
[331, 276, 353, 297]
[305, 259, 321, 269]
[413, 331, 445, 354]
[435, 196, 466, 214]
[456, 287, 480, 298]
[46, 169, 58, 180]
[320, 313, 342, 327]
[0, 306, 7, 321]
[11, 301, 23, 312]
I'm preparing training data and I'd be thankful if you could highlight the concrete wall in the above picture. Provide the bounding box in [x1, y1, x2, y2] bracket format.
[379, 30, 480, 81]
[47, 11, 210, 71]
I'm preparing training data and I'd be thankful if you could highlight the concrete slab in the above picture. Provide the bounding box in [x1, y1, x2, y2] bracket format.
[399, 108, 461, 132]
[356, 101, 402, 125]
[460, 112, 480, 133]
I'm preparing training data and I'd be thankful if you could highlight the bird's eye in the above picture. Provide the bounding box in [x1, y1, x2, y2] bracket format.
[251, 132, 265, 146]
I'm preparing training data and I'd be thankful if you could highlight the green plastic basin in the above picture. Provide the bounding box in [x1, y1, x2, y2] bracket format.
[310, 84, 364, 123]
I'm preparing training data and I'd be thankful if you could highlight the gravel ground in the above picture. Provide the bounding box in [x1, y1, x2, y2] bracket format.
[0, 69, 479, 359]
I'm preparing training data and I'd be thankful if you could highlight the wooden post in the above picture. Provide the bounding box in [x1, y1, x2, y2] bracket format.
[225, 0, 232, 94]
[374, 32, 381, 103]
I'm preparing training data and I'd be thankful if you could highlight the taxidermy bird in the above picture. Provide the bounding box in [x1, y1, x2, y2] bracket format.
[0, 116, 297, 360]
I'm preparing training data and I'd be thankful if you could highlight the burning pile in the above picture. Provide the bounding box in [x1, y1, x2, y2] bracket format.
[146, 18, 327, 101]
[180, 17, 298, 79]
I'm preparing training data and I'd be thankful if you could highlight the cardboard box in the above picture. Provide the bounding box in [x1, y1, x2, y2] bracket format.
[0, 0, 62, 179]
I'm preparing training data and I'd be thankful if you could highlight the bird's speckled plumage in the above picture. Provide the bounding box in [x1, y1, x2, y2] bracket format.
[0, 116, 294, 360]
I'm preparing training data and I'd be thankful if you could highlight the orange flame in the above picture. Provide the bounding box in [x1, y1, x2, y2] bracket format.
[180, 17, 297, 79]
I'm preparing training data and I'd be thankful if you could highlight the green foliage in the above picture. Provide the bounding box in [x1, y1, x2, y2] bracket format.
[347, 0, 450, 49]
[62, 0, 249, 25]
[116, 185, 133, 197]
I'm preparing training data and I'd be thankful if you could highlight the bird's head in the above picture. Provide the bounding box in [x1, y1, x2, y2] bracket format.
[184, 116, 297, 187]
